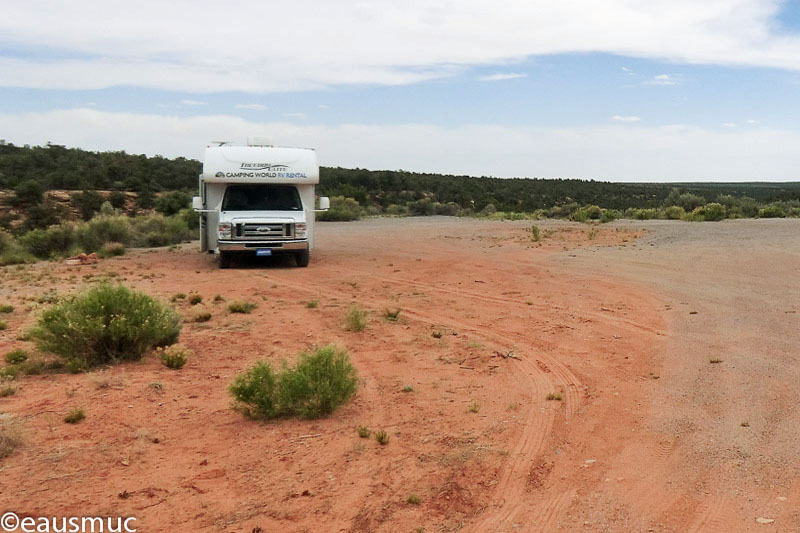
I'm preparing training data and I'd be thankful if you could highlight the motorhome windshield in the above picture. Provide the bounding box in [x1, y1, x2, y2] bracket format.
[221, 184, 302, 211]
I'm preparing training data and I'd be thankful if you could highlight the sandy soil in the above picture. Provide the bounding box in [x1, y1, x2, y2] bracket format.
[0, 217, 797, 532]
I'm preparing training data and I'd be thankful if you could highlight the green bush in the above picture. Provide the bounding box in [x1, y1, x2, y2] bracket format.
[664, 206, 685, 220]
[109, 191, 127, 209]
[71, 190, 105, 221]
[633, 208, 657, 220]
[19, 224, 76, 259]
[317, 196, 362, 221]
[696, 202, 727, 221]
[344, 305, 367, 332]
[64, 408, 85, 424]
[158, 344, 190, 369]
[30, 284, 181, 367]
[76, 215, 132, 253]
[98, 242, 125, 258]
[129, 214, 192, 247]
[24, 201, 68, 230]
[4, 349, 28, 365]
[600, 209, 620, 223]
[228, 301, 257, 314]
[229, 345, 358, 420]
[0, 304, 13, 314]
[758, 205, 786, 218]
[12, 180, 44, 205]
[155, 191, 191, 216]
[572, 205, 602, 222]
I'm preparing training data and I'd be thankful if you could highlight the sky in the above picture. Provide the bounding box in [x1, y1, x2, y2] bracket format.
[1, 0, 800, 182]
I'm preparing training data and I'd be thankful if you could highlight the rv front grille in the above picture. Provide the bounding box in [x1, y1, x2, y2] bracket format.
[236, 223, 294, 240]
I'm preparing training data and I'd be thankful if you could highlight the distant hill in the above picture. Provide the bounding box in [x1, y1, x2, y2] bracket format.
[2, 142, 799, 213]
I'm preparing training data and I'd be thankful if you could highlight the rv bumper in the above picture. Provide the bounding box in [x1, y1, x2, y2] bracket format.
[217, 240, 308, 252]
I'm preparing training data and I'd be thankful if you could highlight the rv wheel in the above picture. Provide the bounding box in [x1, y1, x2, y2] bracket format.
[295, 250, 310, 268]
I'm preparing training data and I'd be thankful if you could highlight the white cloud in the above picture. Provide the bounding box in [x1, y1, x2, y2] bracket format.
[235, 104, 267, 111]
[645, 74, 678, 85]
[722, 122, 737, 127]
[284, 112, 307, 119]
[2, 108, 799, 181]
[1, 1, 800, 92]
[746, 119, 760, 124]
[180, 99, 207, 106]
[612, 115, 641, 122]
[478, 73, 526, 81]
[317, 104, 330, 109]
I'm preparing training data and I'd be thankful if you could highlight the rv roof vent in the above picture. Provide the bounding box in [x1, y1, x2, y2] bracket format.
[247, 136, 273, 147]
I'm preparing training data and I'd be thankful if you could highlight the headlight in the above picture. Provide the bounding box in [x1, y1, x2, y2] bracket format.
[295, 223, 307, 238]
[218, 222, 232, 239]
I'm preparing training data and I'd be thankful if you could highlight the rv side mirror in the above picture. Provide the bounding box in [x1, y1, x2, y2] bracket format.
[319, 197, 330, 210]
[192, 196, 203, 211]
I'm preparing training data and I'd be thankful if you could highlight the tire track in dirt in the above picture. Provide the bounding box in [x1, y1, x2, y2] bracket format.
[243, 269, 589, 531]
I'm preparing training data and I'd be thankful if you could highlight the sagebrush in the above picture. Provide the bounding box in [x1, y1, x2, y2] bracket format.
[31, 284, 181, 367]
[229, 345, 358, 420]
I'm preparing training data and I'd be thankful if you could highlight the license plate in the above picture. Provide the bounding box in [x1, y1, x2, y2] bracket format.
[256, 249, 272, 257]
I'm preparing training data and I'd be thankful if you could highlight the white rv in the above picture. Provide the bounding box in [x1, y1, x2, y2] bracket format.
[192, 140, 329, 268]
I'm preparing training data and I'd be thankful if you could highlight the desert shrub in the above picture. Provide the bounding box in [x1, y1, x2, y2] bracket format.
[600, 209, 620, 223]
[572, 205, 602, 222]
[357, 426, 371, 438]
[0, 416, 23, 458]
[407, 198, 436, 216]
[374, 430, 389, 445]
[11, 180, 44, 206]
[758, 205, 786, 218]
[633, 208, 657, 220]
[0, 385, 15, 397]
[192, 311, 212, 323]
[155, 191, 191, 216]
[407, 494, 421, 505]
[157, 344, 191, 369]
[306, 299, 319, 309]
[177, 208, 200, 231]
[344, 305, 367, 332]
[188, 294, 202, 305]
[4, 349, 28, 365]
[229, 345, 358, 420]
[24, 200, 69, 230]
[0, 365, 18, 380]
[317, 196, 362, 221]
[228, 301, 257, 313]
[0, 304, 13, 313]
[0, 231, 13, 255]
[384, 204, 408, 216]
[71, 190, 105, 221]
[135, 188, 155, 210]
[64, 408, 85, 424]
[76, 215, 132, 252]
[30, 284, 181, 367]
[787, 207, 800, 218]
[383, 308, 401, 322]
[673, 192, 706, 211]
[109, 190, 127, 209]
[229, 361, 280, 418]
[697, 202, 727, 221]
[98, 242, 125, 258]
[19, 224, 76, 259]
[735, 197, 760, 217]
[531, 224, 541, 241]
[664, 206, 685, 220]
[129, 213, 191, 247]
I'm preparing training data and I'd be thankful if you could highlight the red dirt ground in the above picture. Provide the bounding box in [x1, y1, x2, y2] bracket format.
[3, 217, 782, 532]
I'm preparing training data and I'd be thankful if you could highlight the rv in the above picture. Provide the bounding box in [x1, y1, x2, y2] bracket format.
[192, 140, 329, 268]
